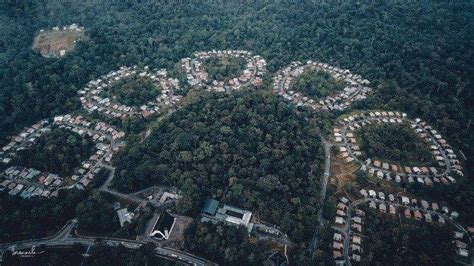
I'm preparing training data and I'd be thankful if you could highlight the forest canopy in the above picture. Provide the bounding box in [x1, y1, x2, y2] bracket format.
[183, 221, 266, 265]
[292, 69, 344, 98]
[0, 1, 472, 263]
[101, 76, 162, 107]
[12, 127, 96, 176]
[0, 189, 87, 243]
[203, 56, 247, 82]
[361, 207, 456, 265]
[357, 123, 435, 166]
[112, 90, 324, 242]
[1, 1, 471, 169]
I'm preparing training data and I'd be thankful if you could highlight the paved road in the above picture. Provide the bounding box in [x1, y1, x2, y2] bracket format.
[337, 197, 472, 265]
[309, 134, 332, 256]
[97, 163, 149, 205]
[339, 117, 453, 180]
[138, 211, 161, 241]
[189, 53, 259, 92]
[0, 219, 216, 266]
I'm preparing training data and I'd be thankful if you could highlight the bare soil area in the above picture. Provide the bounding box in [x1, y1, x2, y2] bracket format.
[32, 30, 84, 57]
[160, 215, 193, 249]
[330, 155, 359, 188]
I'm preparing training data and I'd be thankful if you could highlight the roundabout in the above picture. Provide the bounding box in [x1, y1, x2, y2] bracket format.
[0, 49, 470, 265]
[79, 66, 183, 119]
[181, 50, 267, 92]
[0, 115, 124, 197]
[333, 111, 464, 186]
[273, 61, 372, 111]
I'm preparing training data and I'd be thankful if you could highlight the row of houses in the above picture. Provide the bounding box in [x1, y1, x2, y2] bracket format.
[53, 115, 124, 187]
[79, 66, 182, 120]
[0, 119, 50, 164]
[0, 166, 60, 199]
[0, 115, 124, 194]
[366, 199, 449, 224]
[273, 60, 372, 112]
[454, 231, 471, 258]
[334, 191, 471, 263]
[359, 188, 454, 215]
[181, 50, 267, 92]
[333, 196, 363, 262]
[334, 110, 464, 186]
[363, 193, 471, 260]
[44, 23, 84, 33]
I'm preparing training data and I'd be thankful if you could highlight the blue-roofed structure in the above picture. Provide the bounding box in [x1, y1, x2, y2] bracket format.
[202, 199, 219, 216]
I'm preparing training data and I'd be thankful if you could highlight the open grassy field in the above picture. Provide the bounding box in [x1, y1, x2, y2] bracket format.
[32, 30, 84, 57]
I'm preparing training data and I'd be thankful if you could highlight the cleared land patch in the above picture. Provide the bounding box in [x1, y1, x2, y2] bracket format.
[32, 30, 84, 57]
[330, 155, 359, 188]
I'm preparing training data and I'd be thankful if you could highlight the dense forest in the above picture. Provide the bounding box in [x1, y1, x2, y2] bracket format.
[12, 127, 96, 176]
[184, 221, 266, 265]
[112, 91, 324, 242]
[1, 2, 471, 162]
[0, 189, 87, 243]
[75, 191, 120, 235]
[357, 123, 435, 166]
[101, 76, 162, 107]
[293, 69, 344, 98]
[360, 207, 456, 265]
[0, 0, 472, 263]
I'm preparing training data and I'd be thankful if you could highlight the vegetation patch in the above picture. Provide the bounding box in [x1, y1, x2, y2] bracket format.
[357, 123, 434, 166]
[101, 76, 162, 107]
[12, 127, 96, 177]
[203, 56, 247, 82]
[292, 69, 345, 98]
[75, 192, 121, 236]
[112, 91, 325, 241]
[184, 221, 265, 265]
[361, 207, 456, 265]
[0, 189, 87, 243]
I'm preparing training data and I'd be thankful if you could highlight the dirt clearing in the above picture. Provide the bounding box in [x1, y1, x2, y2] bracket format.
[33, 30, 84, 57]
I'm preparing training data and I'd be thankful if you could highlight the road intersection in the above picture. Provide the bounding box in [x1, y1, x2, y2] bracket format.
[0, 219, 216, 265]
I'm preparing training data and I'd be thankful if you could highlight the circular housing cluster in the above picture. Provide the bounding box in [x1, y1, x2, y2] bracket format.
[273, 61, 372, 111]
[79, 66, 183, 119]
[181, 50, 267, 92]
[0, 115, 125, 197]
[333, 111, 464, 186]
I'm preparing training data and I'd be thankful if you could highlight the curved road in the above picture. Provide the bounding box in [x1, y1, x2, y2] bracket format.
[339, 116, 453, 180]
[335, 197, 472, 265]
[0, 219, 216, 266]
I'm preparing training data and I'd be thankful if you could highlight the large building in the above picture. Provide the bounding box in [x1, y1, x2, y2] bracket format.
[150, 211, 176, 240]
[116, 208, 134, 227]
[200, 199, 254, 233]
